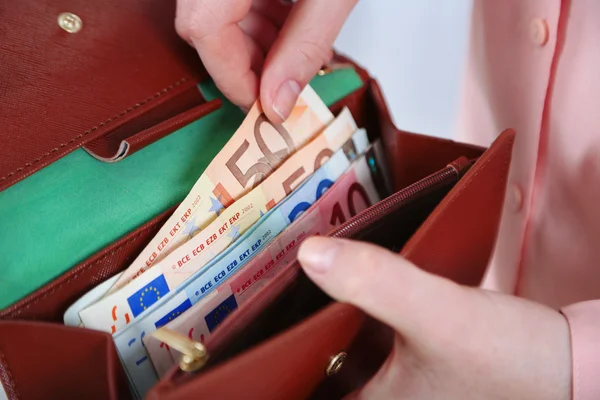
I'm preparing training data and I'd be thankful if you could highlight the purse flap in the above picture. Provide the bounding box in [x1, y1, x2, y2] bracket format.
[401, 128, 516, 285]
[0, 321, 129, 400]
[0, 0, 208, 191]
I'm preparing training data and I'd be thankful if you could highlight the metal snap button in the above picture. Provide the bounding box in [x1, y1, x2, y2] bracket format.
[58, 12, 83, 33]
[325, 352, 347, 376]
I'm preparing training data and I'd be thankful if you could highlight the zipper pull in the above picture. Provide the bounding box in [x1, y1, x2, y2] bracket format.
[151, 328, 209, 372]
[447, 156, 474, 176]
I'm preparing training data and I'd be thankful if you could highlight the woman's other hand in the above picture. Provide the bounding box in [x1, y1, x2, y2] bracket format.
[298, 237, 573, 400]
[175, 0, 357, 123]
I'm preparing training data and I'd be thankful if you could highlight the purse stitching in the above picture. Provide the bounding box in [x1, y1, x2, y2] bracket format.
[0, 351, 21, 400]
[5, 223, 158, 318]
[0, 77, 191, 183]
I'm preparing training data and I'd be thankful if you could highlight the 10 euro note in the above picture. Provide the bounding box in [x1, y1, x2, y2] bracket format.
[108, 138, 374, 398]
[79, 119, 366, 334]
[109, 85, 334, 293]
[145, 141, 391, 377]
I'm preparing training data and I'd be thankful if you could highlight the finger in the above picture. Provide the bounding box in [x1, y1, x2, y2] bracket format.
[242, 35, 265, 74]
[251, 0, 293, 28]
[298, 237, 467, 338]
[260, 0, 357, 123]
[175, 0, 258, 108]
[238, 10, 279, 54]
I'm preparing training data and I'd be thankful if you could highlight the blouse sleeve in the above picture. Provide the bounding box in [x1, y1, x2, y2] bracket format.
[561, 300, 600, 400]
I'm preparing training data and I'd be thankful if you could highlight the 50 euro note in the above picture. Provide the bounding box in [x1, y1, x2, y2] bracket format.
[79, 114, 365, 334]
[108, 138, 376, 398]
[144, 142, 391, 376]
[109, 84, 334, 293]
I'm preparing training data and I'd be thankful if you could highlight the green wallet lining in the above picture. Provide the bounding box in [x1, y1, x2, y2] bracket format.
[0, 69, 364, 309]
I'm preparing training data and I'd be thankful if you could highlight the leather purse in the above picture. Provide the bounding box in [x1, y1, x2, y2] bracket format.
[0, 1, 515, 399]
[145, 129, 514, 400]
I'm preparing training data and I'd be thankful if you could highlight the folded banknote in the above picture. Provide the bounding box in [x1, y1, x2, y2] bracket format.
[110, 85, 334, 292]
[110, 131, 374, 397]
[79, 111, 364, 334]
[146, 141, 390, 376]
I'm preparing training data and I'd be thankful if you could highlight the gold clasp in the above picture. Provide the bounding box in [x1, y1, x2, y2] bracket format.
[57, 12, 83, 33]
[325, 352, 347, 376]
[151, 328, 209, 372]
[318, 62, 355, 76]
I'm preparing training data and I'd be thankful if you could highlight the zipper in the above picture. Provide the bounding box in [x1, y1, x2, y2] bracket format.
[157, 157, 473, 375]
[330, 157, 472, 240]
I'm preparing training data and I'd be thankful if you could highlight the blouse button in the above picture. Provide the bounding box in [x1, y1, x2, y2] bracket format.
[530, 18, 549, 46]
[509, 184, 524, 213]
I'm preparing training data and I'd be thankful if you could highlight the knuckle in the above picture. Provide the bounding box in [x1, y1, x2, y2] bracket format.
[174, 6, 202, 41]
[174, 0, 222, 41]
[175, 15, 206, 42]
[174, 16, 191, 40]
[176, 0, 252, 41]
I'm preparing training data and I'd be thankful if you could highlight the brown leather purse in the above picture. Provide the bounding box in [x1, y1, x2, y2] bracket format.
[0, 1, 514, 399]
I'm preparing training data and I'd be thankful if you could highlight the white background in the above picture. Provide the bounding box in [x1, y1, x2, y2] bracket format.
[334, 0, 474, 139]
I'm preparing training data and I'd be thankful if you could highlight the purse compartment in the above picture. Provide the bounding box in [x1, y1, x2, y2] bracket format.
[147, 163, 467, 400]
[149, 129, 514, 400]
[200, 160, 470, 366]
[199, 129, 514, 370]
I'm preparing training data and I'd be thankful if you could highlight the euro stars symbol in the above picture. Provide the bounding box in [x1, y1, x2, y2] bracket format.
[227, 224, 240, 241]
[182, 217, 199, 237]
[209, 195, 225, 216]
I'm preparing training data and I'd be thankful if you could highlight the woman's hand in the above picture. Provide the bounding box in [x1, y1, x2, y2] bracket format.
[175, 0, 357, 123]
[298, 236, 573, 399]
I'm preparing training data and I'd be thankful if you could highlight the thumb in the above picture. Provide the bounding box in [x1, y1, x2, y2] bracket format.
[298, 237, 467, 337]
[260, 0, 357, 123]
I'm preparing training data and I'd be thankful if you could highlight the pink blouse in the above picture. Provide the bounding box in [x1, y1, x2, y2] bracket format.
[457, 1, 600, 399]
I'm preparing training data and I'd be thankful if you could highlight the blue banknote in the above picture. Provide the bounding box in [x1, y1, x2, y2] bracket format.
[112, 129, 369, 398]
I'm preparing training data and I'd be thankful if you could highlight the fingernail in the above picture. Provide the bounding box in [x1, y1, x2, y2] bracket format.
[239, 106, 249, 114]
[298, 237, 342, 274]
[272, 80, 301, 121]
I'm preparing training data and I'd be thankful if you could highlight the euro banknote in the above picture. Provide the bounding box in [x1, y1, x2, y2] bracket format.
[63, 273, 121, 327]
[79, 124, 367, 334]
[109, 85, 334, 292]
[109, 138, 375, 398]
[145, 142, 390, 376]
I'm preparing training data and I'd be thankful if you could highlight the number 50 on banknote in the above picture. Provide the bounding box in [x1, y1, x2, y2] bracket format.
[110, 85, 334, 292]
